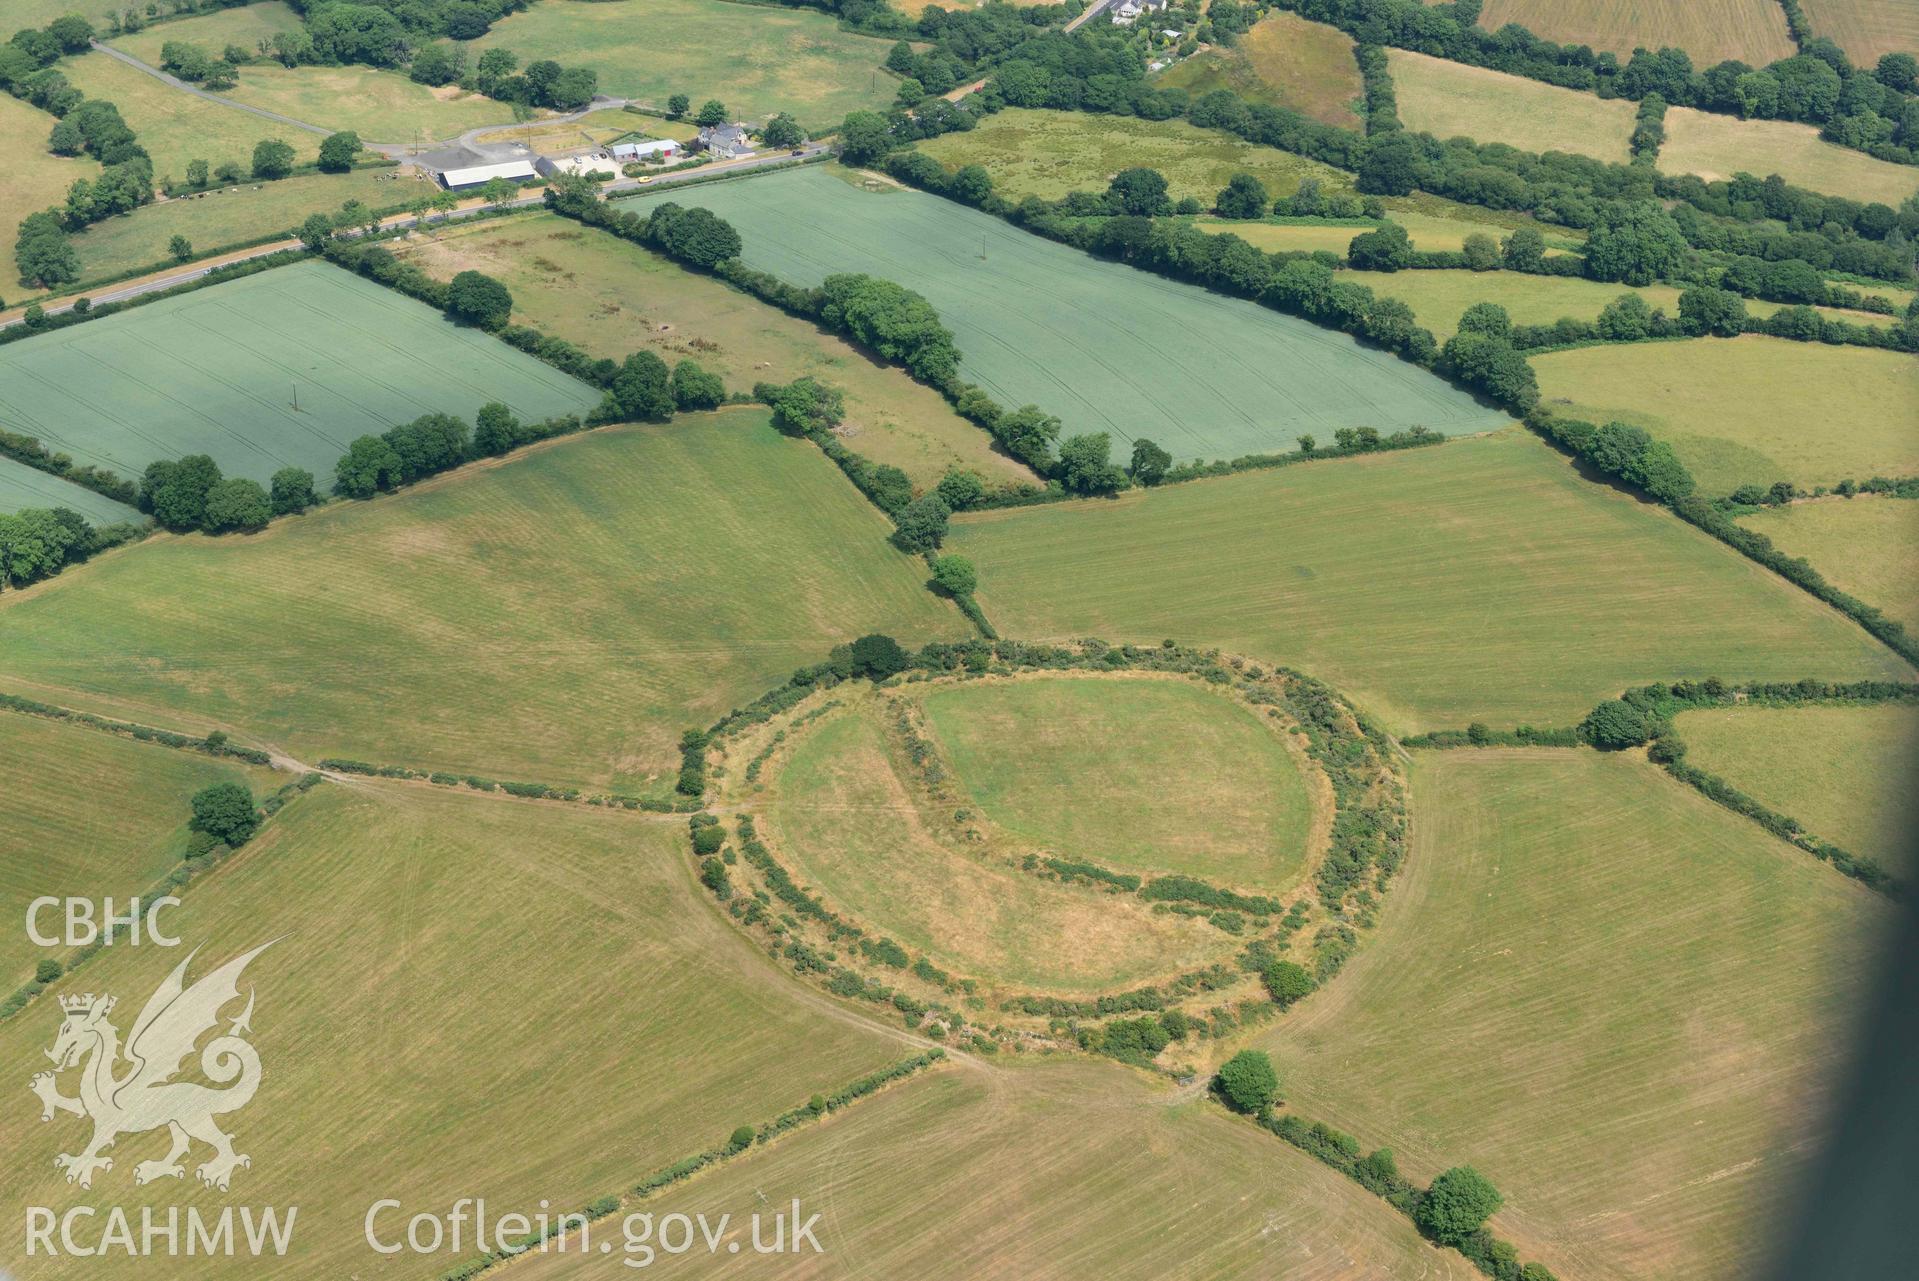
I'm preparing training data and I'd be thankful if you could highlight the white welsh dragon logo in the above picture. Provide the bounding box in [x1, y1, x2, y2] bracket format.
[28, 942, 273, 1192]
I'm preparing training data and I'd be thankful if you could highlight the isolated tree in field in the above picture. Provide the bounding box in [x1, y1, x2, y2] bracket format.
[251, 138, 296, 180]
[608, 350, 674, 421]
[333, 434, 404, 499]
[931, 553, 976, 598]
[317, 130, 360, 172]
[837, 110, 894, 165]
[666, 92, 690, 118]
[1263, 959, 1315, 1008]
[269, 467, 317, 515]
[934, 469, 984, 510]
[444, 269, 513, 330]
[141, 454, 222, 530]
[695, 98, 728, 127]
[298, 212, 334, 251]
[1581, 698, 1650, 750]
[1347, 221, 1413, 271]
[761, 113, 804, 149]
[669, 360, 725, 411]
[1501, 226, 1545, 272]
[1214, 1050, 1278, 1115]
[849, 634, 908, 680]
[190, 782, 258, 846]
[1214, 172, 1268, 219]
[1416, 1166, 1503, 1245]
[1056, 432, 1125, 494]
[168, 234, 193, 262]
[1107, 167, 1171, 216]
[185, 158, 209, 187]
[473, 402, 521, 455]
[768, 377, 844, 435]
[202, 478, 272, 532]
[891, 494, 951, 552]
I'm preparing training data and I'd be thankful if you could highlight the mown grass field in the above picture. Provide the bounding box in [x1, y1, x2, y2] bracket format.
[663, 167, 1511, 461]
[1473, 0, 1797, 66]
[1, 91, 101, 293]
[0, 457, 140, 522]
[0, 779, 911, 1281]
[768, 696, 1225, 992]
[1738, 497, 1919, 636]
[70, 168, 434, 284]
[510, 1058, 1477, 1281]
[394, 212, 1030, 488]
[1203, 208, 1582, 256]
[0, 413, 963, 791]
[0, 713, 281, 990]
[63, 49, 319, 181]
[918, 107, 1358, 206]
[471, 0, 899, 128]
[918, 674, 1315, 885]
[1676, 703, 1919, 876]
[948, 431, 1912, 734]
[109, 3, 514, 143]
[1388, 49, 1638, 162]
[1260, 748, 1892, 1281]
[1660, 106, 1919, 204]
[1156, 12, 1363, 128]
[0, 258, 601, 486]
[1802, 0, 1919, 64]
[1531, 336, 1919, 494]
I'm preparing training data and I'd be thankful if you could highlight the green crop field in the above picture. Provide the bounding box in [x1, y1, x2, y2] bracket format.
[656, 166, 1512, 461]
[948, 431, 1911, 734]
[0, 778, 909, 1281]
[1388, 49, 1638, 162]
[1676, 702, 1919, 877]
[0, 713, 281, 990]
[0, 258, 601, 486]
[108, 3, 514, 143]
[1155, 12, 1363, 128]
[471, 0, 899, 129]
[1472, 0, 1797, 66]
[0, 457, 139, 523]
[768, 694, 1227, 991]
[919, 674, 1315, 884]
[0, 413, 963, 791]
[1, 91, 101, 297]
[1802, 0, 1919, 64]
[918, 107, 1358, 206]
[1738, 497, 1919, 636]
[509, 1058, 1476, 1281]
[1260, 748, 1892, 1281]
[69, 168, 435, 285]
[1660, 106, 1919, 204]
[63, 50, 319, 181]
[394, 212, 1031, 488]
[1531, 336, 1919, 494]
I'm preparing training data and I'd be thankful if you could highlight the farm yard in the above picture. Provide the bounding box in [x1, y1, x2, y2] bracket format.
[393, 213, 1031, 487]
[0, 779, 910, 1281]
[1530, 338, 1919, 495]
[1470, 0, 1798, 67]
[1801, 0, 1919, 64]
[1154, 12, 1363, 128]
[661, 167, 1513, 460]
[0, 414, 963, 792]
[1658, 107, 1919, 206]
[1387, 49, 1638, 162]
[948, 431, 1910, 734]
[1676, 702, 1919, 878]
[0, 259, 601, 486]
[469, 0, 899, 128]
[1737, 498, 1919, 637]
[1260, 748, 1892, 1281]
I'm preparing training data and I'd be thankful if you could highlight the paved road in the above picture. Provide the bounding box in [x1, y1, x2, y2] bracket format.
[0, 147, 831, 331]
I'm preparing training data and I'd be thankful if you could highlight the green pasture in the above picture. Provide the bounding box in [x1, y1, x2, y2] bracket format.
[0, 259, 601, 486]
[0, 413, 963, 791]
[1260, 748, 1891, 1280]
[0, 457, 139, 523]
[63, 49, 320, 180]
[660, 167, 1512, 462]
[0, 780, 906, 1281]
[948, 431, 1912, 734]
[1738, 497, 1919, 636]
[918, 674, 1315, 886]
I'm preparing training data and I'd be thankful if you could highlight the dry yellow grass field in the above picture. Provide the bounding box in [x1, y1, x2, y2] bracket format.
[1474, 0, 1796, 66]
[1737, 497, 1919, 637]
[1660, 106, 1919, 204]
[1157, 12, 1364, 128]
[0, 93, 100, 296]
[1389, 48, 1637, 161]
[1801, 0, 1919, 64]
